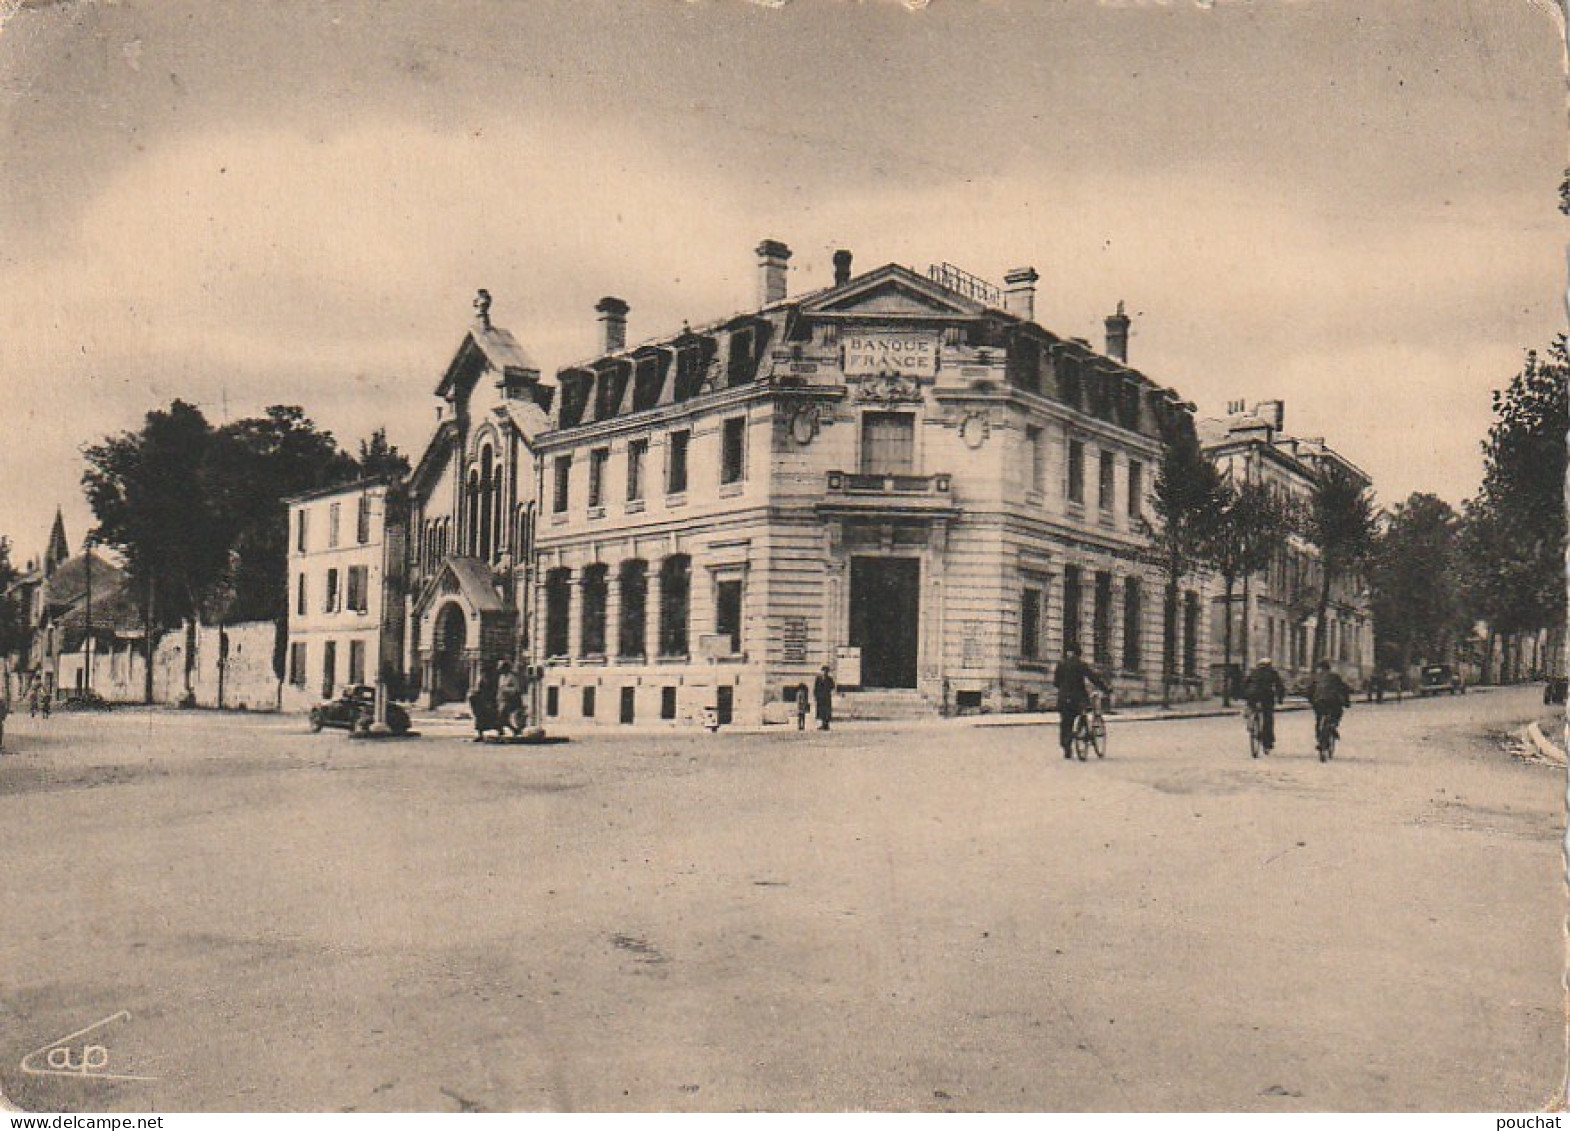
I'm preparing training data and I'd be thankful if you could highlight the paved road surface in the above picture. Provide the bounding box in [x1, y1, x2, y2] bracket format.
[0, 687, 1560, 1111]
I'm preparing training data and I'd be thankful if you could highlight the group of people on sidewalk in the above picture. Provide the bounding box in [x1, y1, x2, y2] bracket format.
[468, 660, 527, 741]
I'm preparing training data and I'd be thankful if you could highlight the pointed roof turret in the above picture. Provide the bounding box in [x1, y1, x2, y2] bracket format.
[44, 508, 68, 575]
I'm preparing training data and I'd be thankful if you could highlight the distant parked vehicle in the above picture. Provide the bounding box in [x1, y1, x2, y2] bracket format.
[308, 685, 410, 735]
[1544, 678, 1568, 706]
[1417, 664, 1463, 697]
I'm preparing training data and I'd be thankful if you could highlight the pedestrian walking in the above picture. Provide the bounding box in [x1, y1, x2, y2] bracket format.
[794, 683, 810, 731]
[1053, 644, 1108, 759]
[468, 660, 499, 742]
[496, 661, 524, 737]
[812, 666, 836, 731]
[1241, 657, 1285, 755]
[0, 687, 8, 752]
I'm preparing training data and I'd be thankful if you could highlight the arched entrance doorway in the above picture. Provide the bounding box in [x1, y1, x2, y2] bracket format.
[433, 601, 469, 704]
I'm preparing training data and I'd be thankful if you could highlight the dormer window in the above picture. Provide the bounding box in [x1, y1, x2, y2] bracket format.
[632, 353, 665, 411]
[726, 326, 755, 387]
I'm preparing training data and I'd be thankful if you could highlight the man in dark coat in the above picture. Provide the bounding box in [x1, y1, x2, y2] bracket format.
[1310, 659, 1352, 749]
[812, 665, 836, 731]
[1053, 644, 1108, 759]
[468, 661, 498, 742]
[1241, 657, 1286, 754]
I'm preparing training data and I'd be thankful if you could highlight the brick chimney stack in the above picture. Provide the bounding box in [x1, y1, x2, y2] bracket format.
[833, 249, 853, 286]
[1104, 301, 1130, 364]
[596, 296, 629, 353]
[1003, 267, 1038, 322]
[756, 239, 792, 306]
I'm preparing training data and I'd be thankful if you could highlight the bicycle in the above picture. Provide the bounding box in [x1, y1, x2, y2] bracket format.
[1244, 703, 1264, 759]
[1315, 711, 1339, 762]
[1072, 690, 1108, 761]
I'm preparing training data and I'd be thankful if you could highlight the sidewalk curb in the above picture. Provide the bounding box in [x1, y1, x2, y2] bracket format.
[1523, 721, 1567, 765]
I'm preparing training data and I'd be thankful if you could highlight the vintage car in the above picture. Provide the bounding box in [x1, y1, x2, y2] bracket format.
[308, 685, 411, 734]
[1417, 664, 1463, 697]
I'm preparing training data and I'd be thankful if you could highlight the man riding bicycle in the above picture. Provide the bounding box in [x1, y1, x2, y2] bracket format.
[1054, 644, 1109, 761]
[1310, 658, 1352, 756]
[1241, 657, 1285, 755]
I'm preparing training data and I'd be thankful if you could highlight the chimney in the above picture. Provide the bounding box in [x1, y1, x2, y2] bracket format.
[1253, 400, 1285, 431]
[1104, 300, 1130, 364]
[833, 249, 853, 286]
[1003, 267, 1038, 322]
[756, 239, 792, 306]
[596, 296, 629, 353]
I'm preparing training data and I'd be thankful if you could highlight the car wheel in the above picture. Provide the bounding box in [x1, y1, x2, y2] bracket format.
[308, 710, 324, 733]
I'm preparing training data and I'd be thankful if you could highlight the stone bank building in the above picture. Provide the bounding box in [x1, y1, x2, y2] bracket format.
[526, 243, 1208, 727]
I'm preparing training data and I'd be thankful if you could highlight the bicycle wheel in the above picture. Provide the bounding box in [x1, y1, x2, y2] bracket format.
[1091, 714, 1107, 758]
[1247, 711, 1262, 759]
[1325, 724, 1337, 760]
[1073, 718, 1091, 761]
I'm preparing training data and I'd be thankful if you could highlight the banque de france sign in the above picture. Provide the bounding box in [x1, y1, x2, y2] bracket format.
[842, 332, 938, 377]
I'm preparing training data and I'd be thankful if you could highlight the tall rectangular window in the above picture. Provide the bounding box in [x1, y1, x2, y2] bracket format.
[356, 495, 371, 544]
[667, 431, 690, 495]
[1020, 587, 1042, 661]
[296, 572, 307, 616]
[1122, 577, 1142, 672]
[715, 578, 743, 654]
[347, 565, 369, 613]
[1098, 450, 1116, 512]
[321, 640, 337, 699]
[726, 327, 754, 387]
[1094, 571, 1113, 666]
[580, 565, 608, 656]
[1128, 459, 1144, 520]
[289, 642, 307, 687]
[626, 439, 647, 502]
[329, 502, 341, 547]
[348, 639, 366, 686]
[1067, 438, 1085, 504]
[589, 447, 609, 508]
[1062, 566, 1081, 653]
[721, 417, 746, 485]
[553, 455, 572, 514]
[860, 412, 915, 475]
[324, 568, 340, 614]
[545, 569, 572, 658]
[1027, 425, 1046, 495]
[296, 509, 308, 552]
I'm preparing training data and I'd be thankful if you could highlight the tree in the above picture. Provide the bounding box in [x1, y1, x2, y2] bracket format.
[84, 402, 362, 695]
[1204, 479, 1292, 705]
[1302, 461, 1377, 667]
[1458, 339, 1568, 678]
[357, 428, 411, 483]
[1147, 420, 1224, 706]
[84, 401, 232, 700]
[1368, 493, 1465, 675]
[0, 536, 23, 664]
[207, 407, 360, 680]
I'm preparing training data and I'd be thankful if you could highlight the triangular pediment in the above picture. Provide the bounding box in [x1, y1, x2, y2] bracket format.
[803, 265, 989, 319]
[435, 325, 539, 400]
[412, 555, 508, 620]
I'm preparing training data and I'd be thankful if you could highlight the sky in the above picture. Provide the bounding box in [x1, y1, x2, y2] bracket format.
[0, 0, 1563, 566]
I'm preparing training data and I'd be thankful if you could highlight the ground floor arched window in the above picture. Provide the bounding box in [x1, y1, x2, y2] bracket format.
[659, 555, 690, 658]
